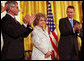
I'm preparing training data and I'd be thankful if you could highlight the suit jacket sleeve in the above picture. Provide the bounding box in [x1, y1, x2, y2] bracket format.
[78, 30, 83, 38]
[59, 18, 80, 36]
[23, 25, 33, 37]
[32, 30, 49, 54]
[2, 18, 33, 38]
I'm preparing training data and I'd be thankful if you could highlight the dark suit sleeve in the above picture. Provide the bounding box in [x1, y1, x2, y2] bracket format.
[77, 28, 83, 38]
[74, 20, 81, 36]
[23, 25, 33, 37]
[79, 31, 83, 38]
[2, 19, 33, 38]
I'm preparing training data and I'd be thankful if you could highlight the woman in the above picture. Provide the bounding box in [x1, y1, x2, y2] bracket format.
[31, 13, 53, 60]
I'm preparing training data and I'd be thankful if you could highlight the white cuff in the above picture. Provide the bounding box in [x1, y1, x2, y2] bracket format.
[73, 28, 75, 33]
[77, 33, 80, 36]
[29, 26, 33, 29]
[23, 24, 27, 27]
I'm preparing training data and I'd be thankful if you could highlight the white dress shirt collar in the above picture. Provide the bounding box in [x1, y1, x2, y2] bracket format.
[68, 17, 73, 21]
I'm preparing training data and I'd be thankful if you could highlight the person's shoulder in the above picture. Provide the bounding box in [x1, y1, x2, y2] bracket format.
[73, 19, 78, 22]
[2, 14, 13, 23]
[59, 17, 68, 22]
[31, 27, 37, 34]
[2, 14, 8, 19]
[1, 14, 8, 23]
[73, 19, 80, 24]
[60, 17, 68, 20]
[1, 15, 10, 26]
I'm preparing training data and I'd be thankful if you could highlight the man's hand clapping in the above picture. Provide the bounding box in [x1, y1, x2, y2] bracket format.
[74, 23, 82, 33]
[1, 3, 8, 13]
[23, 14, 36, 25]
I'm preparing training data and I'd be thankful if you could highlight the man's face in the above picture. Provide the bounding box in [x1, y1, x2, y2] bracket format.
[10, 3, 20, 16]
[67, 8, 75, 18]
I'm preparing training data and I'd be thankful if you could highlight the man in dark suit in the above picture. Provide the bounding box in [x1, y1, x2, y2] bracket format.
[58, 6, 80, 60]
[1, 1, 35, 60]
[1, 1, 13, 51]
[80, 1, 84, 60]
[79, 24, 83, 60]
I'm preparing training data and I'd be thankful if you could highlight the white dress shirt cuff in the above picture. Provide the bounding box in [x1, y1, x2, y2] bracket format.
[77, 33, 80, 36]
[29, 26, 33, 29]
[23, 24, 27, 27]
[73, 28, 75, 33]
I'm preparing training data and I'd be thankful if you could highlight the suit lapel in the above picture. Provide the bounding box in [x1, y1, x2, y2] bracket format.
[65, 17, 74, 33]
[66, 17, 77, 28]
[73, 19, 77, 26]
[6, 14, 21, 30]
[66, 17, 73, 29]
[66, 17, 72, 28]
[6, 14, 19, 24]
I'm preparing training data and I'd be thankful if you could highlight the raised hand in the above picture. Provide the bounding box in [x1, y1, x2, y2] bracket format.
[23, 14, 36, 25]
[29, 14, 36, 25]
[1, 3, 4, 13]
[1, 3, 8, 13]
[74, 23, 80, 32]
[79, 24, 82, 29]
[23, 14, 30, 24]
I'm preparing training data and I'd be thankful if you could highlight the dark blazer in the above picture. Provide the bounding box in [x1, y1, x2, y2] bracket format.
[1, 14, 33, 60]
[80, 28, 84, 60]
[58, 17, 79, 60]
[80, 1, 84, 60]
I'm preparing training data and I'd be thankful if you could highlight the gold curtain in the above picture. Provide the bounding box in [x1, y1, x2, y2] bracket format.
[20, 1, 83, 51]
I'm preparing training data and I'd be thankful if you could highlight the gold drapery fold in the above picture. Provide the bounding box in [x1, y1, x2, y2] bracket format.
[20, 1, 83, 51]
